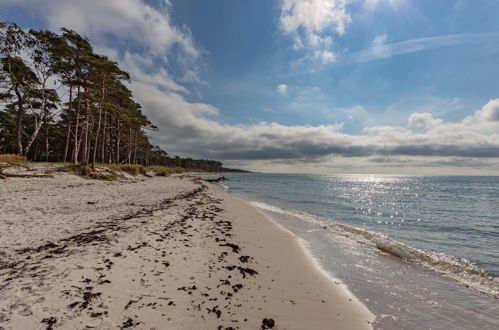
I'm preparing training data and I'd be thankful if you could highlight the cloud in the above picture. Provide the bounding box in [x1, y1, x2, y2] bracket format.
[279, 0, 352, 64]
[3, 0, 498, 173]
[314, 49, 336, 64]
[372, 33, 388, 46]
[133, 82, 499, 161]
[479, 99, 499, 122]
[276, 84, 288, 94]
[0, 0, 202, 92]
[121, 52, 189, 93]
[408, 112, 443, 129]
[0, 0, 200, 59]
[345, 33, 499, 64]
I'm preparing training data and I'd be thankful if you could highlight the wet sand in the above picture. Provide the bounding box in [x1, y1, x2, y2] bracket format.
[0, 174, 374, 329]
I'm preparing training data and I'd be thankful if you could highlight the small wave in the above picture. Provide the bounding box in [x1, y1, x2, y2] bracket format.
[250, 201, 499, 298]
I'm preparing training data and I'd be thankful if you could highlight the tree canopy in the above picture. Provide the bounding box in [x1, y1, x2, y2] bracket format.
[0, 22, 224, 172]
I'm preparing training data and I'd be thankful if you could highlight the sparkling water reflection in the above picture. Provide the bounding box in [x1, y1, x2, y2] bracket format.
[227, 173, 499, 275]
[222, 173, 499, 329]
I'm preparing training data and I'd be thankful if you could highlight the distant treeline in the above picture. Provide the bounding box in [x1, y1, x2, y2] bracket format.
[0, 22, 224, 172]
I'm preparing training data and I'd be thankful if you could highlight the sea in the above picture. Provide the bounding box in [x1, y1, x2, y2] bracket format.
[218, 173, 499, 329]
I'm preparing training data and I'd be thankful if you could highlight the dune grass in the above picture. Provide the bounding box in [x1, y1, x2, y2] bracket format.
[68, 163, 194, 180]
[0, 157, 200, 180]
[105, 164, 146, 176]
[0, 154, 29, 165]
[146, 166, 191, 176]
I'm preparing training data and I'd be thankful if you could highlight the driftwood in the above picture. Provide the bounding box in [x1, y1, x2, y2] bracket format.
[0, 168, 54, 178]
[204, 176, 227, 183]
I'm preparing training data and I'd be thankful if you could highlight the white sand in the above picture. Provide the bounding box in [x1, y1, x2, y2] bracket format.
[0, 174, 374, 329]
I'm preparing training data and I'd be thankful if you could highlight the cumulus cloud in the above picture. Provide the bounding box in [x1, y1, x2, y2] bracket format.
[408, 112, 443, 129]
[4, 0, 498, 172]
[0, 0, 200, 59]
[133, 81, 499, 161]
[279, 0, 352, 64]
[0, 0, 201, 93]
[479, 99, 499, 122]
[276, 84, 288, 94]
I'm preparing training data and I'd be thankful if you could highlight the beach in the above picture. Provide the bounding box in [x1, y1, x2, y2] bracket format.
[0, 174, 374, 330]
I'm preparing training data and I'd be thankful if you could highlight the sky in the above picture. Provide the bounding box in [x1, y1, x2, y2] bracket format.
[1, 0, 499, 174]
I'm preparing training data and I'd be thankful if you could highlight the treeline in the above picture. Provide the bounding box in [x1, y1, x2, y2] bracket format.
[0, 22, 224, 172]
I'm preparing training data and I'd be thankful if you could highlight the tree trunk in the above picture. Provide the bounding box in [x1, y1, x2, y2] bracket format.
[14, 86, 24, 156]
[82, 97, 89, 165]
[92, 81, 105, 168]
[108, 115, 113, 164]
[76, 125, 84, 164]
[133, 134, 137, 165]
[45, 116, 49, 162]
[115, 120, 121, 164]
[127, 128, 132, 164]
[63, 86, 73, 162]
[100, 110, 107, 163]
[23, 113, 46, 157]
[72, 85, 81, 164]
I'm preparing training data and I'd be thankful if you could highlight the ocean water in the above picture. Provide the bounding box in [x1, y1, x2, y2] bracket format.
[220, 173, 499, 329]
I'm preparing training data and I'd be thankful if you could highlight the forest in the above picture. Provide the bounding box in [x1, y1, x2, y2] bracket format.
[0, 22, 224, 172]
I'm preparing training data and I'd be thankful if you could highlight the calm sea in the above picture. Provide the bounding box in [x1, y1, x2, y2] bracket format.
[221, 173, 499, 329]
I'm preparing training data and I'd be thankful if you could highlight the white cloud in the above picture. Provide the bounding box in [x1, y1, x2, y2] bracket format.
[0, 0, 202, 92]
[479, 99, 499, 122]
[279, 0, 352, 64]
[3, 0, 498, 173]
[372, 33, 388, 46]
[276, 84, 288, 94]
[345, 33, 499, 64]
[132, 82, 499, 163]
[120, 52, 189, 93]
[315, 49, 336, 64]
[408, 112, 443, 129]
[0, 0, 200, 60]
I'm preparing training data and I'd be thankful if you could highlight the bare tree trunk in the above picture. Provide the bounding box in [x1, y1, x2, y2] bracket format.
[76, 125, 84, 164]
[24, 113, 46, 156]
[82, 98, 89, 165]
[45, 115, 49, 162]
[133, 133, 137, 164]
[115, 120, 120, 164]
[127, 128, 132, 164]
[14, 86, 24, 155]
[108, 115, 113, 164]
[72, 85, 81, 164]
[93, 81, 105, 168]
[63, 86, 73, 162]
[100, 110, 107, 163]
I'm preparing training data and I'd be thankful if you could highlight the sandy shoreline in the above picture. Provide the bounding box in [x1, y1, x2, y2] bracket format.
[0, 174, 373, 329]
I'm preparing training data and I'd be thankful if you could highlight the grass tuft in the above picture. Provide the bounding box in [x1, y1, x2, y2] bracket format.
[146, 166, 191, 177]
[116, 164, 145, 176]
[0, 154, 29, 165]
[67, 165, 118, 181]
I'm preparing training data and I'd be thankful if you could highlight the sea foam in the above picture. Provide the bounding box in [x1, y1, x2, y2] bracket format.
[250, 200, 499, 298]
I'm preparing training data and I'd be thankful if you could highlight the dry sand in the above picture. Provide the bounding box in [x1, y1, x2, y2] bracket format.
[0, 174, 374, 329]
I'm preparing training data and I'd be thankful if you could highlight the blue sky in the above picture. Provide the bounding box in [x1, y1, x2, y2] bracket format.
[173, 0, 499, 127]
[1, 0, 499, 174]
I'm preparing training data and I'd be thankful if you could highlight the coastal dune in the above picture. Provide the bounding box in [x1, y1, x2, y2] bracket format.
[0, 174, 374, 329]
